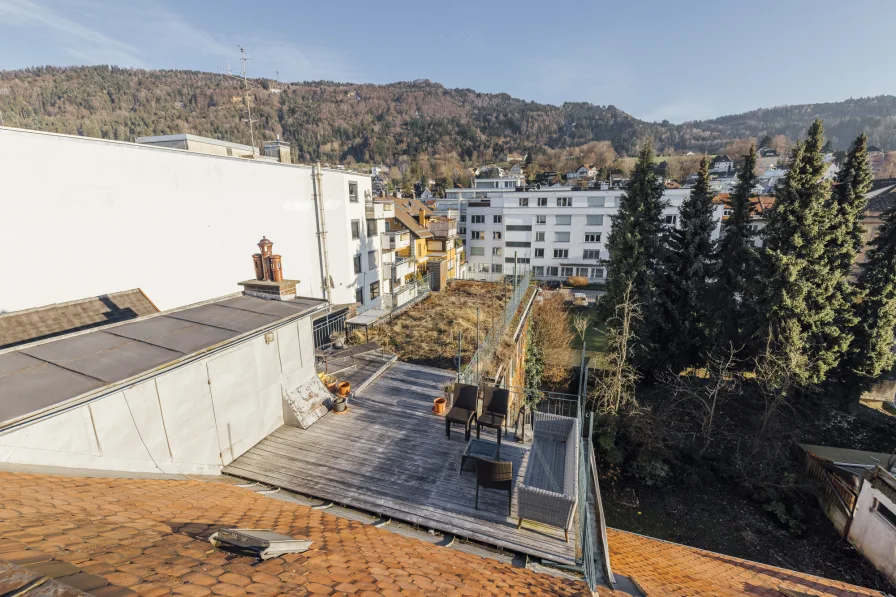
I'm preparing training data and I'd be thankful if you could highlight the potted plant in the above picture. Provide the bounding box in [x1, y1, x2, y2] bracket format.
[443, 381, 455, 404]
[330, 331, 346, 350]
[332, 395, 347, 412]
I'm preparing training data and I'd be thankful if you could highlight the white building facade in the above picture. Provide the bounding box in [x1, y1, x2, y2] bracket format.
[461, 189, 692, 282]
[847, 467, 896, 585]
[0, 126, 389, 313]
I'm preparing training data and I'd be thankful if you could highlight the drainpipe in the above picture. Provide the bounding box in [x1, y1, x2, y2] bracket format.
[311, 162, 332, 303]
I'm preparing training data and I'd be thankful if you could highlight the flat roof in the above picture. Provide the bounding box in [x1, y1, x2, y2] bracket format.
[135, 133, 257, 153]
[801, 444, 896, 468]
[0, 295, 328, 428]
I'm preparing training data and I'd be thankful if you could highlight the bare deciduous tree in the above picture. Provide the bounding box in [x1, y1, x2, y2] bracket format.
[592, 280, 640, 416]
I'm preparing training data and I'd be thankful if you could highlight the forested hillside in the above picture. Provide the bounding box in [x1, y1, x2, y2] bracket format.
[1, 66, 894, 167]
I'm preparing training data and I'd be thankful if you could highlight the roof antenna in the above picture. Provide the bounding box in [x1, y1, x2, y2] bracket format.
[238, 46, 257, 151]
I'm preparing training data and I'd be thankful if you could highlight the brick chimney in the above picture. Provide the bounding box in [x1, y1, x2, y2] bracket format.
[238, 237, 299, 300]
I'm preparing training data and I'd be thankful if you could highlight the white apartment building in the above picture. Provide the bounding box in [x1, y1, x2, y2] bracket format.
[462, 189, 692, 282]
[0, 126, 390, 313]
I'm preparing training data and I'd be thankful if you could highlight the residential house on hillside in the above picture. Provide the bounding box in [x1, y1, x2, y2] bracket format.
[566, 165, 597, 180]
[507, 152, 525, 162]
[710, 154, 734, 174]
[856, 179, 896, 270]
[509, 163, 523, 177]
[387, 197, 462, 289]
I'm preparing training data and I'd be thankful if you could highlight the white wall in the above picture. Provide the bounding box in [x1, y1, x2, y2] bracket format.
[0, 316, 319, 475]
[0, 127, 373, 312]
[848, 472, 896, 584]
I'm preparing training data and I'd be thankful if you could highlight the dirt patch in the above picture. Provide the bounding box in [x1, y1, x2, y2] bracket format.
[360, 280, 509, 370]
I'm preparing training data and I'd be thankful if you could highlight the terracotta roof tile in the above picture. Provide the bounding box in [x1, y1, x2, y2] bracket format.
[0, 472, 588, 597]
[607, 529, 882, 597]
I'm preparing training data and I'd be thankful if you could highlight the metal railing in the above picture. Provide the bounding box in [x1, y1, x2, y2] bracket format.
[458, 266, 531, 384]
[313, 309, 347, 349]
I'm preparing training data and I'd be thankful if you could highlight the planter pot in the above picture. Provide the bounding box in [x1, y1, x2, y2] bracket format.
[333, 396, 347, 412]
[326, 382, 338, 393]
[432, 397, 448, 415]
[336, 381, 351, 397]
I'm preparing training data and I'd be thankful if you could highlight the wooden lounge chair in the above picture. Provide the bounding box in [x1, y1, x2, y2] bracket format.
[445, 384, 479, 441]
[477, 387, 510, 446]
[475, 458, 513, 516]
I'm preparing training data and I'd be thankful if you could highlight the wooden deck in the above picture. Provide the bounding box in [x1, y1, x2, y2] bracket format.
[224, 361, 577, 565]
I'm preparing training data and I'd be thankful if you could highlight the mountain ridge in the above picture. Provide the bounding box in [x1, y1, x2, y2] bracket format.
[0, 66, 893, 168]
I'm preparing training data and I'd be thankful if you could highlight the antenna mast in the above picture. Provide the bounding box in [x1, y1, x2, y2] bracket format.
[238, 46, 256, 151]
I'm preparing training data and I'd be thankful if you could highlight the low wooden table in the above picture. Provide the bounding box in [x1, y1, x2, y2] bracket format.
[460, 438, 500, 473]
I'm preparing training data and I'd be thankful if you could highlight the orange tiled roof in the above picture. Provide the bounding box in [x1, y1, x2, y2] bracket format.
[607, 528, 882, 597]
[0, 471, 589, 597]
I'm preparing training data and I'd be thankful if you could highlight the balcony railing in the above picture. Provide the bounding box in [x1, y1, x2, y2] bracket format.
[384, 257, 415, 283]
[365, 201, 394, 220]
[381, 230, 410, 251]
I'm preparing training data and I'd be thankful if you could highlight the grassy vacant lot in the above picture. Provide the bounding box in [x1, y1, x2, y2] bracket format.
[363, 280, 509, 370]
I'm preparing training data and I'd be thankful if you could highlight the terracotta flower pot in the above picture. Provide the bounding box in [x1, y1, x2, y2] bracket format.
[432, 397, 448, 415]
[326, 382, 338, 393]
[337, 381, 351, 397]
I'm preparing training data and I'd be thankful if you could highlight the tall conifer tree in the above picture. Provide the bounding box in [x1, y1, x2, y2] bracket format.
[713, 146, 759, 351]
[843, 205, 896, 396]
[657, 157, 717, 370]
[759, 120, 847, 385]
[603, 141, 667, 370]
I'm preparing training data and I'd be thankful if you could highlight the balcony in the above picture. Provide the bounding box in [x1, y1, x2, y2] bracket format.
[365, 201, 394, 220]
[384, 256, 415, 283]
[381, 230, 411, 251]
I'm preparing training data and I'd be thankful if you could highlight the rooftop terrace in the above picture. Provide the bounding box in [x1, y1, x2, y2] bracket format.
[224, 360, 578, 565]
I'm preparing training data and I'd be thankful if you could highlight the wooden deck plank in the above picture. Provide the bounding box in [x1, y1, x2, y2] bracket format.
[225, 361, 576, 565]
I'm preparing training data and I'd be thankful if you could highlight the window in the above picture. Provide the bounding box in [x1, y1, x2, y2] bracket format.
[537, 197, 548, 206]
[535, 248, 545, 258]
[353, 254, 362, 274]
[355, 287, 363, 304]
[349, 182, 358, 202]
[460, 215, 467, 223]
[747, 224, 759, 232]
[554, 232, 570, 242]
[492, 247, 503, 256]
[519, 198, 529, 206]
[506, 225, 532, 231]
[471, 230, 484, 240]
[493, 231, 502, 240]
[470, 246, 485, 256]
[586, 215, 604, 226]
[664, 215, 678, 226]
[555, 215, 571, 225]
[459, 227, 466, 235]
[587, 196, 605, 207]
[448, 259, 455, 270]
[505, 257, 530, 264]
[533, 266, 544, 276]
[491, 264, 503, 274]
[583, 249, 601, 259]
[368, 250, 377, 270]
[369, 281, 380, 299]
[351, 219, 361, 240]
[494, 215, 503, 224]
[546, 266, 559, 276]
[591, 267, 605, 279]
[553, 249, 569, 259]
[561, 267, 574, 277]
[874, 499, 896, 528]
[557, 197, 571, 207]
[471, 215, 485, 224]
[506, 241, 531, 247]
[576, 267, 589, 277]
[723, 208, 733, 216]
[367, 219, 378, 236]
[584, 233, 601, 243]
[536, 215, 547, 224]
[535, 232, 545, 242]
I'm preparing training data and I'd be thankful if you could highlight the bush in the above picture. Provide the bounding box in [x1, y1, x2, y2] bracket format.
[630, 458, 672, 487]
[566, 276, 588, 287]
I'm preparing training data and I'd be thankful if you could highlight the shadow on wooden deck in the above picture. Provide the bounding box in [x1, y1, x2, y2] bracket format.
[224, 360, 577, 565]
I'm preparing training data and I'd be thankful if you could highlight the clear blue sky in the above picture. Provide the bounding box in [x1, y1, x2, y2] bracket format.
[1, 0, 894, 123]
